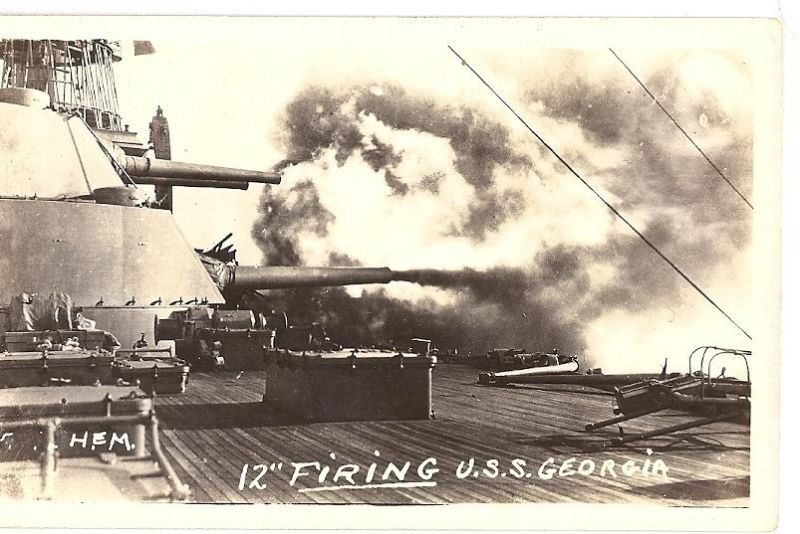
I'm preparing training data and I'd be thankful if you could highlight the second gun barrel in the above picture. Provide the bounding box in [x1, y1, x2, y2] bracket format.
[123, 156, 281, 185]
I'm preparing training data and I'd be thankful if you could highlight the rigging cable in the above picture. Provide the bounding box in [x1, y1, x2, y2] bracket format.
[447, 46, 751, 340]
[70, 111, 138, 187]
[609, 48, 753, 210]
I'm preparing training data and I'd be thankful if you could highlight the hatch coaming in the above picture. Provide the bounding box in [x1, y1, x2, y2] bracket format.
[0, 198, 224, 307]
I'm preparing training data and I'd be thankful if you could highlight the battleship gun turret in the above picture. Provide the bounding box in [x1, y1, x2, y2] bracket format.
[0, 38, 436, 500]
[0, 39, 418, 353]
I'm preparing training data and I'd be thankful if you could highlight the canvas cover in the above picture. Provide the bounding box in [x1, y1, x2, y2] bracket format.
[6, 292, 73, 331]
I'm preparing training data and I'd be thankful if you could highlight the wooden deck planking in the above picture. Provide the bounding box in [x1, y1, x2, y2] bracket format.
[432, 373, 750, 480]
[154, 364, 750, 505]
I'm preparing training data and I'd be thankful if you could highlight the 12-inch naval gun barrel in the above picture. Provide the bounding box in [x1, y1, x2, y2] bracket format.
[229, 266, 400, 289]
[122, 155, 282, 187]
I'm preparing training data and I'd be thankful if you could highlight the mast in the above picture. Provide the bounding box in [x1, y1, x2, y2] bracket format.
[149, 105, 173, 211]
[0, 39, 123, 131]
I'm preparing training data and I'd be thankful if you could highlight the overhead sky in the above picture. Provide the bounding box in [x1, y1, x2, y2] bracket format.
[110, 19, 761, 371]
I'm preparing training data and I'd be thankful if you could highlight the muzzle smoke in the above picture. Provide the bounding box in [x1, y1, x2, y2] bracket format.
[252, 50, 752, 371]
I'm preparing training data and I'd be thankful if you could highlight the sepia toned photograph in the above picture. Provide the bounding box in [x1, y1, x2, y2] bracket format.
[0, 15, 782, 531]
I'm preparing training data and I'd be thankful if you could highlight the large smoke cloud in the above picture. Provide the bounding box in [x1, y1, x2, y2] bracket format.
[251, 49, 753, 371]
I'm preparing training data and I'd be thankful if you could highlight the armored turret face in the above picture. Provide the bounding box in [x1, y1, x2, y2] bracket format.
[0, 86, 226, 338]
[0, 88, 124, 199]
[0, 39, 403, 350]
